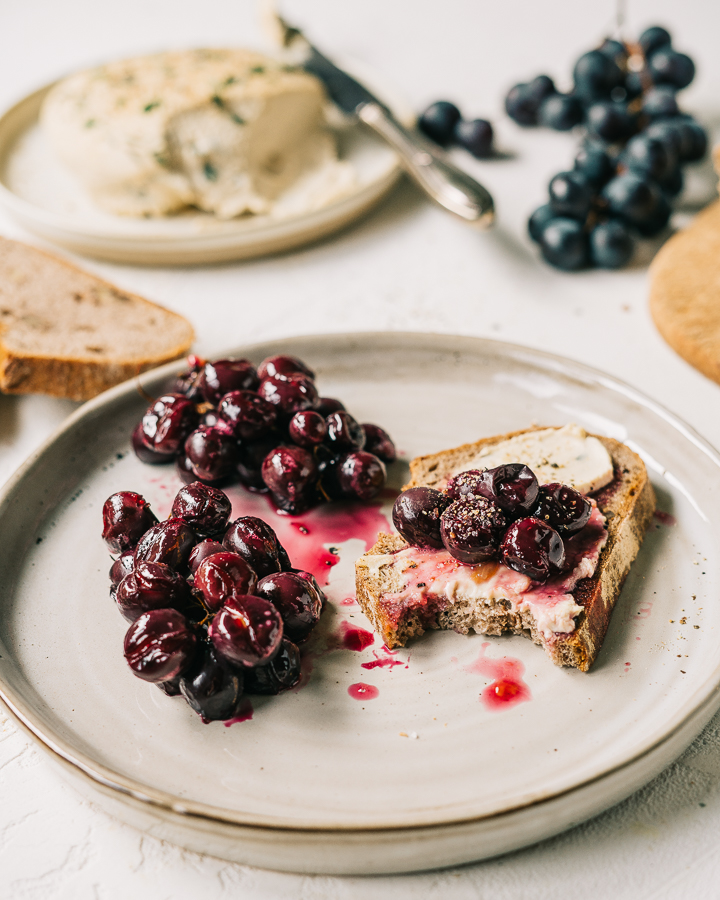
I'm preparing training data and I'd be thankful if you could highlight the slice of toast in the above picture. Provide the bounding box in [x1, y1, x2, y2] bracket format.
[0, 237, 194, 401]
[355, 427, 656, 671]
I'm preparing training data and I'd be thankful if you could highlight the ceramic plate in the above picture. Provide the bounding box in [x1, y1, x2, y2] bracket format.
[1, 332, 719, 875]
[0, 61, 409, 265]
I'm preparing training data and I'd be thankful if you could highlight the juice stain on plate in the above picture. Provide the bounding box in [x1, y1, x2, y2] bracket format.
[348, 682, 379, 700]
[361, 645, 407, 670]
[221, 484, 392, 586]
[295, 619, 376, 688]
[361, 653, 406, 671]
[654, 510, 677, 526]
[339, 621, 375, 652]
[223, 698, 254, 726]
[464, 642, 531, 711]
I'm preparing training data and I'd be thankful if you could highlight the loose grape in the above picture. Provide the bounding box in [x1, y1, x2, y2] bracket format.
[500, 518, 565, 582]
[255, 571, 322, 643]
[392, 487, 452, 549]
[418, 100, 461, 145]
[102, 491, 158, 553]
[210, 595, 283, 668]
[124, 609, 197, 683]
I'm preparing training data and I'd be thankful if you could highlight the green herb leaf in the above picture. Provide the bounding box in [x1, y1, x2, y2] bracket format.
[211, 94, 245, 125]
[143, 100, 161, 113]
[203, 161, 218, 182]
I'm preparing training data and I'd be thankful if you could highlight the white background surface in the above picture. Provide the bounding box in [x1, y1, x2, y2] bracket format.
[2, 0, 720, 896]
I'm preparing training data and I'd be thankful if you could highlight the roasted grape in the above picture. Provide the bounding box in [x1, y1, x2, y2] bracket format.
[223, 517, 290, 578]
[210, 595, 283, 668]
[116, 561, 191, 622]
[245, 639, 302, 695]
[440, 498, 507, 563]
[500, 518, 565, 581]
[124, 609, 197, 683]
[134, 518, 196, 571]
[171, 482, 232, 535]
[255, 572, 322, 644]
[199, 358, 259, 404]
[392, 487, 452, 549]
[195, 551, 258, 612]
[102, 491, 158, 553]
[534, 483, 592, 535]
[472, 463, 539, 517]
[180, 643, 245, 721]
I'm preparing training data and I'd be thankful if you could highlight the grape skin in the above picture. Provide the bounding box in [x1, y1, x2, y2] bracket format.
[517, 24, 704, 271]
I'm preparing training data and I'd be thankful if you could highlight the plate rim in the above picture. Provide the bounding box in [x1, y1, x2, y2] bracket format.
[0, 56, 411, 263]
[2, 330, 720, 836]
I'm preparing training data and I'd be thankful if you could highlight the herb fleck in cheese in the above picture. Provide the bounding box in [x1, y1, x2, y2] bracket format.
[41, 48, 355, 219]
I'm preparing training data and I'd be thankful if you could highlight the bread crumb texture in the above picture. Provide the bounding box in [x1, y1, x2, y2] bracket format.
[356, 428, 656, 672]
[0, 237, 193, 400]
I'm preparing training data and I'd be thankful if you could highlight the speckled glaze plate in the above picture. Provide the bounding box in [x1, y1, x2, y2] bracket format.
[0, 60, 409, 265]
[1, 332, 719, 875]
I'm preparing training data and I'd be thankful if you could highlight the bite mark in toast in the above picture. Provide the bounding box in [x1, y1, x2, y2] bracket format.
[355, 428, 655, 671]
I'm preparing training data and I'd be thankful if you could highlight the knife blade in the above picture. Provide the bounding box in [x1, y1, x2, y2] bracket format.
[268, 10, 495, 228]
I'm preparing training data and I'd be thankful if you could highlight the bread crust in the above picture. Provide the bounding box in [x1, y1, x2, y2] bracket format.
[355, 428, 655, 671]
[0, 237, 194, 400]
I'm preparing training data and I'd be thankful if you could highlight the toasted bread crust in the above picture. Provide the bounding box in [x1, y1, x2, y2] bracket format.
[355, 429, 655, 671]
[0, 237, 194, 400]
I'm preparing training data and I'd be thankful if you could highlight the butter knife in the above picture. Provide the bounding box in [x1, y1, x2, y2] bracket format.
[268, 11, 495, 229]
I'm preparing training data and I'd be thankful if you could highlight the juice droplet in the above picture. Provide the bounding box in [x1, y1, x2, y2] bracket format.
[341, 622, 375, 652]
[348, 682, 379, 700]
[463, 642, 531, 711]
[361, 654, 405, 670]
[491, 679, 522, 701]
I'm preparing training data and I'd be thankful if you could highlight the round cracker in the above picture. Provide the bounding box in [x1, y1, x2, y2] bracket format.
[650, 199, 720, 385]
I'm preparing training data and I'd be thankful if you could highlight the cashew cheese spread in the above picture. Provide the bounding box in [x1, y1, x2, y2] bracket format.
[453, 424, 614, 495]
[41, 48, 356, 219]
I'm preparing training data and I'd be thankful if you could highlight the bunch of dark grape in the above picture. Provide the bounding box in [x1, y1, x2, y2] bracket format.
[132, 353, 396, 514]
[393, 465, 594, 582]
[505, 25, 707, 270]
[102, 482, 328, 721]
[418, 100, 494, 159]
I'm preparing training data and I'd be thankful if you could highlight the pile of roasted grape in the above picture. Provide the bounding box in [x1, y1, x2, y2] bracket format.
[505, 25, 707, 270]
[418, 100, 494, 159]
[393, 464, 594, 582]
[102, 481, 327, 722]
[132, 353, 396, 515]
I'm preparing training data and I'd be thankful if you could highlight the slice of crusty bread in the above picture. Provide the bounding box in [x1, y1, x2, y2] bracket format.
[355, 427, 656, 671]
[0, 237, 194, 400]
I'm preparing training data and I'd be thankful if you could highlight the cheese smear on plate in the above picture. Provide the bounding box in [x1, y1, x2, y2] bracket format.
[41, 48, 356, 219]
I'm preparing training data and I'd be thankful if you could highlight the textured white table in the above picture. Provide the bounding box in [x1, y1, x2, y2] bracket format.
[2, 0, 720, 896]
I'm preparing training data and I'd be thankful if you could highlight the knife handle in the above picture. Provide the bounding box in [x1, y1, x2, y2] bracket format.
[358, 102, 495, 228]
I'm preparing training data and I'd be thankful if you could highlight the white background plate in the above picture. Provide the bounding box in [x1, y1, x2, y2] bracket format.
[0, 61, 409, 264]
[0, 332, 719, 874]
